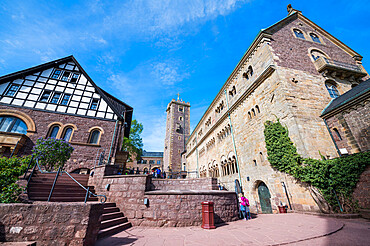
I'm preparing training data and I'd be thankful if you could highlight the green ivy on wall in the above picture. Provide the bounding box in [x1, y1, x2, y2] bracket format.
[264, 119, 369, 213]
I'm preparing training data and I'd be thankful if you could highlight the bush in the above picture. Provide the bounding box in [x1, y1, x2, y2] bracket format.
[264, 119, 369, 212]
[32, 138, 74, 171]
[0, 156, 30, 203]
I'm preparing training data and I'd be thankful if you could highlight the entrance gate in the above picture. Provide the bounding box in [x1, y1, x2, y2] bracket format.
[258, 182, 272, 214]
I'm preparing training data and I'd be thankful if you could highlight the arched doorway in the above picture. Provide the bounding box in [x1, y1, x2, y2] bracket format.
[258, 182, 272, 214]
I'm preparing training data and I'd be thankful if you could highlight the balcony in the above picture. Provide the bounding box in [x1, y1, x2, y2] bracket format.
[314, 57, 367, 79]
[0, 132, 27, 155]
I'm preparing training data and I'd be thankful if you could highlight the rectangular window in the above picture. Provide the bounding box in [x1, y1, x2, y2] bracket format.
[143, 160, 147, 164]
[40, 90, 51, 102]
[50, 92, 61, 104]
[149, 160, 155, 164]
[5, 84, 20, 96]
[157, 160, 161, 165]
[52, 69, 61, 79]
[60, 94, 71, 105]
[61, 71, 71, 81]
[70, 73, 80, 83]
[90, 98, 99, 110]
[179, 106, 183, 112]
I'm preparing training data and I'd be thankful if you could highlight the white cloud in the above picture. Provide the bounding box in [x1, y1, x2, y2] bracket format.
[103, 0, 247, 37]
[151, 60, 189, 86]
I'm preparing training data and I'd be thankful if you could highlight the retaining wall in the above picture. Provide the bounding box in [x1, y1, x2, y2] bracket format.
[0, 202, 103, 246]
[89, 165, 238, 227]
[151, 178, 219, 191]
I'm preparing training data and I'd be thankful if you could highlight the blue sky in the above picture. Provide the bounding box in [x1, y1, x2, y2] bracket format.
[0, 0, 369, 151]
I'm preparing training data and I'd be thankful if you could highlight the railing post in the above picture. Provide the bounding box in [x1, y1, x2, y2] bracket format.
[10, 140, 19, 158]
[26, 160, 37, 189]
[23, 155, 34, 179]
[84, 187, 90, 203]
[48, 167, 61, 202]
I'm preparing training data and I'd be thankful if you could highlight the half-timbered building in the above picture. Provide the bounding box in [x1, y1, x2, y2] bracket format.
[0, 56, 133, 172]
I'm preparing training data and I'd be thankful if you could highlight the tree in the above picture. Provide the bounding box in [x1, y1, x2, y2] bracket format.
[122, 119, 143, 161]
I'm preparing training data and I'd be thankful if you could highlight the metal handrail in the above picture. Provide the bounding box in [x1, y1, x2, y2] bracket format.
[64, 171, 107, 204]
[47, 167, 62, 202]
[10, 140, 19, 158]
[25, 157, 106, 204]
[23, 155, 34, 179]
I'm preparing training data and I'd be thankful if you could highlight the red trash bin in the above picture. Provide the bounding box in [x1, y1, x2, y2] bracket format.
[201, 201, 215, 229]
[278, 205, 287, 213]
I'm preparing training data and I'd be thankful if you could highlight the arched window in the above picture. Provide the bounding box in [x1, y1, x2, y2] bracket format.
[293, 29, 305, 39]
[252, 109, 256, 117]
[62, 127, 73, 142]
[0, 116, 27, 134]
[253, 160, 257, 166]
[310, 33, 321, 43]
[248, 112, 251, 119]
[310, 50, 327, 61]
[256, 105, 260, 113]
[248, 66, 253, 76]
[325, 81, 340, 98]
[333, 128, 342, 141]
[259, 152, 264, 163]
[243, 72, 249, 80]
[88, 130, 100, 144]
[48, 125, 60, 138]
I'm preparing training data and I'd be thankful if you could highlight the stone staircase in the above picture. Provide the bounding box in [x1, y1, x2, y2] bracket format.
[98, 203, 132, 239]
[27, 171, 132, 238]
[27, 171, 98, 202]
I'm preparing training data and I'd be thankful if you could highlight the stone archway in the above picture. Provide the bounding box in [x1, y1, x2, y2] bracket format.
[257, 182, 273, 214]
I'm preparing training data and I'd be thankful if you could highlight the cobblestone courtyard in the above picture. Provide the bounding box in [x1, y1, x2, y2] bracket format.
[96, 213, 370, 246]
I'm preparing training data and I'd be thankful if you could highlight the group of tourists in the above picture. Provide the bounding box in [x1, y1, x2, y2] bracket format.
[239, 193, 251, 220]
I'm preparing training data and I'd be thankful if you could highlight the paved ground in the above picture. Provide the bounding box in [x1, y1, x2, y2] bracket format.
[96, 213, 370, 246]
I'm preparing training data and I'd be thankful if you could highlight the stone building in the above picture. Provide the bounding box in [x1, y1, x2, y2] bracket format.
[126, 150, 163, 173]
[185, 5, 368, 213]
[0, 56, 133, 172]
[321, 78, 370, 155]
[163, 97, 190, 174]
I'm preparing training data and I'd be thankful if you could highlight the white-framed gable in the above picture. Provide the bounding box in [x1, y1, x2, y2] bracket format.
[0, 61, 118, 121]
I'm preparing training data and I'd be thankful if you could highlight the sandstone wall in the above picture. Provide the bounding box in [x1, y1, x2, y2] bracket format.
[151, 178, 218, 191]
[353, 166, 370, 209]
[270, 15, 360, 76]
[0, 202, 103, 246]
[142, 191, 238, 227]
[325, 96, 370, 154]
[0, 105, 116, 172]
[89, 165, 238, 227]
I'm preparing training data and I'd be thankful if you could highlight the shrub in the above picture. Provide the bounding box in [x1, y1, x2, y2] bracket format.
[32, 138, 74, 171]
[0, 156, 30, 203]
[264, 119, 369, 213]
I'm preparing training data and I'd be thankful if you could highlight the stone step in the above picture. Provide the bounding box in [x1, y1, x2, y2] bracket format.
[103, 203, 117, 208]
[103, 207, 120, 214]
[97, 222, 132, 239]
[28, 184, 94, 189]
[30, 179, 88, 186]
[27, 187, 96, 193]
[100, 217, 128, 229]
[29, 197, 98, 202]
[28, 192, 96, 198]
[31, 173, 88, 180]
[101, 212, 124, 221]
